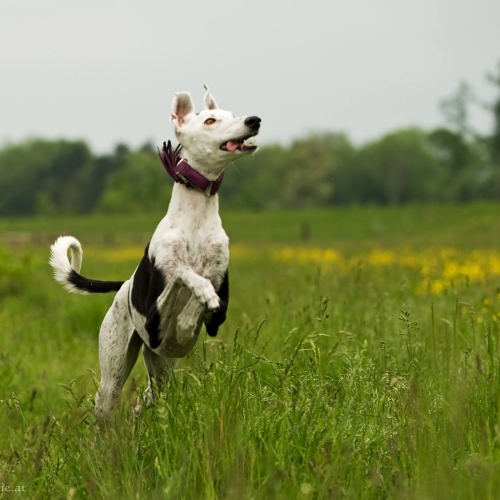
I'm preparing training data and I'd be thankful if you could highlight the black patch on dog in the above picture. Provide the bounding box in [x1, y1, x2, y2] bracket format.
[131, 244, 166, 349]
[67, 269, 124, 293]
[205, 270, 229, 337]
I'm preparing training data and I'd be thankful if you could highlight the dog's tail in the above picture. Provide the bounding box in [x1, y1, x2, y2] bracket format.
[49, 236, 124, 295]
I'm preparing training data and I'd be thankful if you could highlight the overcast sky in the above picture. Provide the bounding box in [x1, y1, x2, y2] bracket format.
[1, 0, 499, 153]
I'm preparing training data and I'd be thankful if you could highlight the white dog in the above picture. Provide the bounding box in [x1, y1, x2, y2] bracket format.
[50, 85, 261, 419]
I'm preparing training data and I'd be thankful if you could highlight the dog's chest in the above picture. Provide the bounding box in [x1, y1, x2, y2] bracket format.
[178, 233, 227, 274]
[150, 221, 229, 283]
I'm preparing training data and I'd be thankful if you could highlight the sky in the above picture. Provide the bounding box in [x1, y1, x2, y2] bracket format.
[1, 0, 499, 153]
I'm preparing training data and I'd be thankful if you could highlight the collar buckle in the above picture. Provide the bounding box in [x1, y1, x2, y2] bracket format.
[204, 182, 214, 197]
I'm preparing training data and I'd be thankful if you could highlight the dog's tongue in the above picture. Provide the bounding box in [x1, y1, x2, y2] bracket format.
[225, 141, 240, 152]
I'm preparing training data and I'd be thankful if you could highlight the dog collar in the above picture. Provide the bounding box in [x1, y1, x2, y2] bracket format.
[158, 140, 224, 196]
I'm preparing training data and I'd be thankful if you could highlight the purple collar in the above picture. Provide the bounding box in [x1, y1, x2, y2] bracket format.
[158, 141, 224, 196]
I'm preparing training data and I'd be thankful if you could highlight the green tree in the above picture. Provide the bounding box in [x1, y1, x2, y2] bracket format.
[486, 62, 500, 197]
[98, 149, 172, 213]
[439, 81, 476, 139]
[426, 127, 488, 202]
[0, 139, 96, 216]
[281, 133, 353, 208]
[221, 144, 293, 210]
[222, 133, 354, 210]
[338, 129, 442, 205]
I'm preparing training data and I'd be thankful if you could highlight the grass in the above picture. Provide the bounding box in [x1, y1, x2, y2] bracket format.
[1, 201, 500, 248]
[1, 203, 500, 499]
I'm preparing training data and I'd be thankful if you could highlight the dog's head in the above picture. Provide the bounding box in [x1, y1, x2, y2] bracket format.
[170, 85, 261, 178]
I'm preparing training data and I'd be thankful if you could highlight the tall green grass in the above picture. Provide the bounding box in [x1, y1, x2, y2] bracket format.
[1, 205, 500, 499]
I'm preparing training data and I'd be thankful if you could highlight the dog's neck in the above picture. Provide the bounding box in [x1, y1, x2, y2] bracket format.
[167, 181, 220, 222]
[179, 150, 226, 181]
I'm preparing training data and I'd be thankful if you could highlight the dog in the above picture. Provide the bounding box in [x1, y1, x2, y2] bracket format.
[49, 85, 261, 420]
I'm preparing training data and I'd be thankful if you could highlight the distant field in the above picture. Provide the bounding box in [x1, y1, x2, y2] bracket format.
[1, 204, 500, 499]
[1, 201, 499, 249]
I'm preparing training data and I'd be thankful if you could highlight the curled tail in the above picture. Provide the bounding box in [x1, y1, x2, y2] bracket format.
[49, 236, 124, 295]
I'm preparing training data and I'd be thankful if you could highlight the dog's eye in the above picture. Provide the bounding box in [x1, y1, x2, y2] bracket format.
[204, 118, 216, 125]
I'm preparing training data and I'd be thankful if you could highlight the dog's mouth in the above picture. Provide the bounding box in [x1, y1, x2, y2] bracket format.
[220, 133, 258, 153]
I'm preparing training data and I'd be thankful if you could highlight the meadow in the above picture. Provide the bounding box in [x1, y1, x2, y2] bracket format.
[1, 203, 500, 499]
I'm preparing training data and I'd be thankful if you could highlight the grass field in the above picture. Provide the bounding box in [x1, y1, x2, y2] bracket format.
[1, 203, 500, 499]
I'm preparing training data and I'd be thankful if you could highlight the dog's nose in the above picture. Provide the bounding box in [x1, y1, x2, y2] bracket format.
[244, 116, 261, 129]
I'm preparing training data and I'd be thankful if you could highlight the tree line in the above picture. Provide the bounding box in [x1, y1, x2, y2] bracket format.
[1, 65, 499, 216]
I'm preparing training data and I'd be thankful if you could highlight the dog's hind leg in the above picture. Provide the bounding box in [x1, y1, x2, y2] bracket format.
[147, 272, 210, 348]
[95, 326, 142, 421]
[176, 294, 204, 344]
[95, 284, 143, 421]
[139, 346, 178, 408]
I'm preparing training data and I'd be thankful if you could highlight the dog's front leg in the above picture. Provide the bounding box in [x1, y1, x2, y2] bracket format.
[171, 265, 220, 311]
[145, 266, 220, 349]
[146, 265, 217, 343]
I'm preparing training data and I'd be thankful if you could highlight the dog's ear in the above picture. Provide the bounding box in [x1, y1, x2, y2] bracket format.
[171, 92, 195, 126]
[203, 84, 219, 110]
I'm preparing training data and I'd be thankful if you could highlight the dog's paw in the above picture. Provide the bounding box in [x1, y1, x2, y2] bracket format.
[206, 294, 221, 311]
[193, 279, 220, 311]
